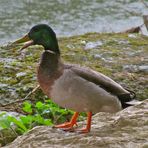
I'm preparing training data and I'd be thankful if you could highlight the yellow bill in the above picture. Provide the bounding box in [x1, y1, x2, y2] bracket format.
[12, 34, 34, 50]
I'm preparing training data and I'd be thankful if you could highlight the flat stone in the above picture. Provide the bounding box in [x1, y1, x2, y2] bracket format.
[3, 99, 148, 148]
[84, 41, 103, 50]
[123, 65, 148, 73]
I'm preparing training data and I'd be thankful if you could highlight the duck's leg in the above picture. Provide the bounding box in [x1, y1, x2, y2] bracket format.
[76, 112, 92, 133]
[53, 112, 79, 130]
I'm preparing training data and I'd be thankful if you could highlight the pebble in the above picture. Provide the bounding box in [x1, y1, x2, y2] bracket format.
[84, 41, 103, 50]
[16, 72, 27, 77]
[123, 65, 148, 73]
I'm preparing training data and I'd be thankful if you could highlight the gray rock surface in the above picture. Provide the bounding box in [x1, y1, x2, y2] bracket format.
[3, 99, 148, 148]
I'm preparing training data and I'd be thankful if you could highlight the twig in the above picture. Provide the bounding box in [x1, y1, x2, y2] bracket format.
[143, 15, 148, 31]
[0, 85, 40, 107]
[119, 24, 144, 33]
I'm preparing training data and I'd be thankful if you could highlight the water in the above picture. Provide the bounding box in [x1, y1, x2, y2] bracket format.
[0, 0, 148, 44]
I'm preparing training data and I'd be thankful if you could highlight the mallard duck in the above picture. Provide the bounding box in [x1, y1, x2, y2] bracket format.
[12, 24, 135, 133]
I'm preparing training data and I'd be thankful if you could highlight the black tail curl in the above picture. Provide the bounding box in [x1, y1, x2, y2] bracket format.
[125, 88, 136, 99]
[118, 88, 136, 109]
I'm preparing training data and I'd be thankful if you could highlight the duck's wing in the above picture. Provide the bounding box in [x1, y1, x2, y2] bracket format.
[65, 64, 135, 108]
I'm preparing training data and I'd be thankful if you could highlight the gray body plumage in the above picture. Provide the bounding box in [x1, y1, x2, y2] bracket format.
[38, 51, 133, 114]
[50, 65, 129, 113]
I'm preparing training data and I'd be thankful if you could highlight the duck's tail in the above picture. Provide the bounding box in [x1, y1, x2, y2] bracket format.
[118, 89, 140, 109]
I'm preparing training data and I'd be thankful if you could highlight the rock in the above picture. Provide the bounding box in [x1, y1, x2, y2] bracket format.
[84, 41, 103, 50]
[128, 34, 137, 38]
[138, 65, 148, 73]
[123, 65, 148, 73]
[93, 54, 102, 60]
[1, 33, 147, 104]
[3, 99, 148, 148]
[16, 72, 27, 78]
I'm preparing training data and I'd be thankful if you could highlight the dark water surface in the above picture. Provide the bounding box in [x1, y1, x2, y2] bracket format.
[0, 0, 148, 44]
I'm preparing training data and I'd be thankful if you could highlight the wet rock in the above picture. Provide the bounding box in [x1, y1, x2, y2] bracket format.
[93, 54, 115, 63]
[138, 65, 148, 73]
[84, 41, 103, 50]
[1, 33, 147, 104]
[128, 34, 137, 38]
[0, 58, 16, 63]
[3, 99, 148, 148]
[0, 83, 8, 88]
[123, 65, 148, 73]
[123, 65, 138, 72]
[93, 54, 102, 60]
[16, 72, 27, 78]
[117, 39, 129, 44]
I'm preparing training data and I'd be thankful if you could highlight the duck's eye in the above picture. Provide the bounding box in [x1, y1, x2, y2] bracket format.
[33, 28, 39, 32]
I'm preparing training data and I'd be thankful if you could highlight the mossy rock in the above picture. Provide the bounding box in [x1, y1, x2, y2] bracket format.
[0, 33, 148, 107]
[0, 128, 17, 146]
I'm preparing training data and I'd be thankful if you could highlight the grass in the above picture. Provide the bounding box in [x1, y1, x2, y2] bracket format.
[0, 32, 148, 145]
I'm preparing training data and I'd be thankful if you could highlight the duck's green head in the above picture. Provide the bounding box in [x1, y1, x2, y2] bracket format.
[13, 24, 60, 54]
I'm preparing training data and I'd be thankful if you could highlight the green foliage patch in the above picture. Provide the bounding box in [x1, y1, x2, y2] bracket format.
[0, 100, 73, 135]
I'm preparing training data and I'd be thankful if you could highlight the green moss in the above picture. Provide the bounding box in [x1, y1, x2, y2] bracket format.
[0, 33, 148, 105]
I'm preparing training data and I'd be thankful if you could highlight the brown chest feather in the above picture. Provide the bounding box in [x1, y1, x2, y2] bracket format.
[37, 66, 63, 98]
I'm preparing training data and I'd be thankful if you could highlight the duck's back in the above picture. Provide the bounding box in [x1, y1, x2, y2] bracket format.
[50, 64, 133, 113]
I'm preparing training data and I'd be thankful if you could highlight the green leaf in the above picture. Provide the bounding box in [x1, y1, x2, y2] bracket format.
[43, 119, 53, 126]
[35, 101, 44, 110]
[0, 112, 6, 117]
[0, 114, 12, 129]
[33, 114, 44, 124]
[0, 119, 11, 129]
[20, 115, 33, 125]
[23, 101, 32, 113]
[7, 116, 27, 132]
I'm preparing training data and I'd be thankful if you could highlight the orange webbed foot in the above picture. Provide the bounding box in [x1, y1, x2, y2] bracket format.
[53, 122, 77, 129]
[53, 112, 92, 133]
[53, 112, 79, 130]
[76, 112, 92, 133]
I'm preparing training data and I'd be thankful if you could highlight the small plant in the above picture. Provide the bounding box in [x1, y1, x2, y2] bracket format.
[0, 100, 73, 136]
[0, 112, 12, 130]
